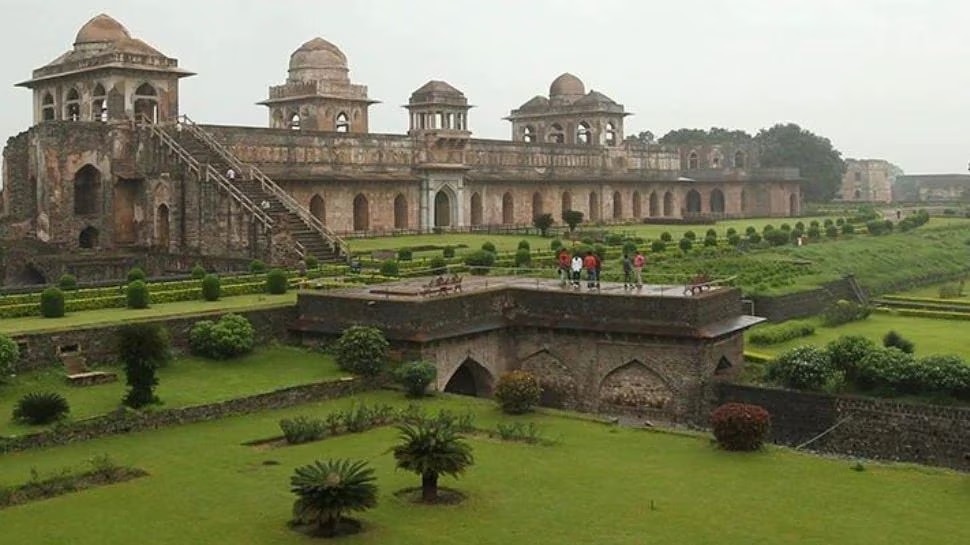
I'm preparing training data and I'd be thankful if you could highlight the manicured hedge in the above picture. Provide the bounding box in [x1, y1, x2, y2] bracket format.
[748, 320, 815, 346]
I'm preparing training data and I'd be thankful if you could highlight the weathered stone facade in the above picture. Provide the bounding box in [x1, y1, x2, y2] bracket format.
[839, 159, 902, 203]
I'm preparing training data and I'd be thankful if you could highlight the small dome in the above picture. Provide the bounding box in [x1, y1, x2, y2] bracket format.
[409, 80, 467, 105]
[517, 95, 550, 112]
[549, 73, 585, 98]
[74, 14, 131, 45]
[288, 37, 347, 72]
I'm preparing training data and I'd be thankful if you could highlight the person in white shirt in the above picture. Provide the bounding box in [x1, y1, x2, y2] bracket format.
[570, 254, 583, 290]
[226, 168, 236, 180]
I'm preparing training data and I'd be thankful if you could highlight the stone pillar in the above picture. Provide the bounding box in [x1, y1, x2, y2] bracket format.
[419, 177, 430, 231]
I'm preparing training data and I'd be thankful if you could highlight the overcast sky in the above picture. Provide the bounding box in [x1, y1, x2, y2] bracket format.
[2, 0, 969, 175]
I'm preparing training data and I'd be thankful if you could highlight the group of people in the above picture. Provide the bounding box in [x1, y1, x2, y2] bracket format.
[557, 249, 646, 291]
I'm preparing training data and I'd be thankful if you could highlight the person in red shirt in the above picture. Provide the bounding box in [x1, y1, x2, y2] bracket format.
[633, 250, 646, 289]
[583, 251, 598, 290]
[557, 249, 571, 287]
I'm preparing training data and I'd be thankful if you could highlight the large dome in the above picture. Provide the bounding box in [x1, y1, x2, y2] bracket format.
[74, 13, 131, 45]
[549, 73, 585, 99]
[288, 37, 349, 83]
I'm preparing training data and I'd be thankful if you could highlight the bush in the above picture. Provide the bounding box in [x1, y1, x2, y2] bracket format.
[622, 240, 638, 256]
[678, 238, 693, 252]
[683, 230, 696, 241]
[280, 416, 328, 444]
[825, 225, 838, 238]
[0, 333, 18, 381]
[188, 313, 255, 360]
[821, 299, 870, 327]
[126, 267, 146, 283]
[12, 392, 70, 425]
[727, 233, 742, 246]
[795, 221, 805, 230]
[562, 209, 584, 231]
[494, 370, 542, 414]
[605, 233, 624, 246]
[855, 347, 919, 394]
[397, 248, 413, 261]
[748, 232, 762, 244]
[938, 282, 965, 299]
[249, 260, 266, 274]
[58, 274, 77, 291]
[118, 323, 170, 408]
[126, 280, 150, 309]
[191, 264, 206, 279]
[429, 256, 447, 276]
[442, 246, 456, 258]
[768, 345, 837, 391]
[464, 250, 495, 275]
[265, 268, 288, 294]
[40, 287, 65, 318]
[379, 259, 400, 277]
[841, 222, 856, 235]
[533, 213, 554, 236]
[394, 361, 438, 397]
[305, 256, 318, 269]
[650, 240, 666, 253]
[549, 239, 563, 252]
[762, 224, 775, 234]
[710, 403, 771, 451]
[835, 218, 845, 226]
[201, 274, 221, 301]
[726, 227, 737, 237]
[514, 248, 531, 267]
[780, 223, 791, 231]
[703, 235, 717, 247]
[748, 320, 815, 346]
[334, 325, 388, 377]
[882, 330, 914, 354]
[918, 355, 970, 400]
[765, 229, 790, 246]
[826, 335, 877, 384]
[517, 240, 531, 251]
[660, 231, 672, 242]
[745, 226, 756, 236]
[481, 241, 496, 253]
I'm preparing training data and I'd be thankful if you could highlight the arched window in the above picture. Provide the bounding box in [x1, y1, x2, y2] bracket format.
[663, 191, 673, 217]
[523, 125, 536, 143]
[434, 190, 451, 227]
[632, 191, 642, 218]
[709, 189, 725, 213]
[289, 112, 301, 130]
[470, 192, 483, 226]
[134, 83, 158, 122]
[686, 189, 702, 213]
[92, 84, 107, 122]
[612, 191, 622, 219]
[65, 88, 80, 121]
[712, 155, 722, 168]
[310, 194, 325, 223]
[734, 150, 746, 168]
[605, 122, 617, 146]
[532, 192, 543, 218]
[336, 112, 349, 132]
[577, 122, 592, 145]
[79, 226, 99, 249]
[588, 192, 600, 222]
[502, 192, 514, 224]
[688, 151, 699, 170]
[648, 191, 659, 217]
[353, 194, 369, 231]
[156, 204, 170, 249]
[41, 92, 55, 121]
[73, 165, 101, 215]
[395, 194, 409, 229]
[547, 123, 565, 144]
[561, 191, 572, 215]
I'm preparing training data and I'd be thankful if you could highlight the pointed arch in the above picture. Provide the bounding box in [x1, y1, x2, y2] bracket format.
[532, 192, 543, 218]
[588, 192, 600, 222]
[310, 194, 325, 223]
[92, 83, 107, 121]
[133, 83, 158, 123]
[443, 357, 494, 397]
[612, 191, 623, 219]
[41, 92, 55, 121]
[353, 194, 369, 231]
[394, 193, 409, 229]
[502, 192, 514, 224]
[663, 191, 673, 217]
[336, 111, 349, 132]
[288, 112, 301, 130]
[434, 189, 452, 227]
[577, 121, 592, 144]
[686, 189, 702, 214]
[688, 151, 699, 170]
[561, 191, 572, 215]
[65, 87, 81, 121]
[632, 191, 642, 219]
[470, 192, 483, 226]
[599, 360, 675, 411]
[79, 226, 99, 249]
[519, 349, 578, 409]
[648, 191, 659, 217]
[547, 123, 565, 143]
[156, 204, 170, 249]
[709, 189, 725, 213]
[73, 164, 101, 215]
[605, 122, 617, 146]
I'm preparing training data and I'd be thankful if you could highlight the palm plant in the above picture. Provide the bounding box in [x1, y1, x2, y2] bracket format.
[290, 459, 378, 537]
[391, 418, 474, 502]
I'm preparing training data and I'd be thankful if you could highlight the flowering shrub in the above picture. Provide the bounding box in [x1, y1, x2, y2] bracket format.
[710, 403, 771, 451]
[189, 313, 255, 359]
[494, 370, 542, 414]
[767, 345, 836, 391]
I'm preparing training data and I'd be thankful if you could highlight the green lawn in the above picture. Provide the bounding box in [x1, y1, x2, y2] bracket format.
[746, 313, 970, 359]
[0, 345, 346, 436]
[0, 292, 297, 335]
[0, 391, 965, 544]
[892, 280, 970, 301]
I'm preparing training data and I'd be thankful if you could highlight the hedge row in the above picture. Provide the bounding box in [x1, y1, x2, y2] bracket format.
[879, 294, 970, 308]
[873, 307, 970, 321]
[748, 320, 815, 346]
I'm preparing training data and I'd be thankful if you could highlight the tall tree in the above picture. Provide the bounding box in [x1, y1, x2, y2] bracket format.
[754, 123, 845, 202]
[626, 130, 655, 144]
[658, 127, 752, 145]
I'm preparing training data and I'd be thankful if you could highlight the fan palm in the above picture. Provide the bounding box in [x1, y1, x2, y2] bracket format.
[391, 418, 474, 502]
[290, 459, 378, 537]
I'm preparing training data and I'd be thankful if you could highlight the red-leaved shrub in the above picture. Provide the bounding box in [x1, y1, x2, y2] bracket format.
[710, 403, 771, 451]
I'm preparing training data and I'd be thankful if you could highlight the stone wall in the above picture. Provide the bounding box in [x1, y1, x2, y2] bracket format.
[0, 377, 363, 454]
[714, 383, 970, 471]
[9, 305, 298, 373]
[748, 277, 856, 322]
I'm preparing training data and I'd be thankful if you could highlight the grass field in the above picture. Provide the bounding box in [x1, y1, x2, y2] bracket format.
[0, 292, 297, 335]
[0, 345, 346, 436]
[0, 391, 966, 545]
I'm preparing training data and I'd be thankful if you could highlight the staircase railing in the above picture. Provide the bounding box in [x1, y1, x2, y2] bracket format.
[139, 116, 274, 229]
[176, 114, 348, 259]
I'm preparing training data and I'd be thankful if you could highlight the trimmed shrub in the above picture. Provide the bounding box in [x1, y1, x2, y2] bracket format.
[494, 370, 542, 414]
[855, 347, 919, 394]
[249, 259, 267, 274]
[841, 222, 856, 235]
[622, 240, 638, 256]
[443, 246, 456, 258]
[660, 231, 672, 242]
[265, 268, 288, 294]
[726, 227, 737, 237]
[40, 287, 65, 318]
[118, 323, 170, 408]
[807, 225, 821, 240]
[280, 416, 328, 444]
[727, 233, 742, 246]
[605, 233, 624, 246]
[825, 225, 838, 238]
[651, 240, 666, 253]
[201, 274, 221, 301]
[533, 213, 554, 236]
[710, 403, 771, 451]
[882, 330, 914, 354]
[397, 247, 413, 261]
[429, 256, 447, 276]
[768, 345, 836, 391]
[379, 260, 400, 277]
[821, 299, 870, 327]
[678, 238, 693, 252]
[334, 325, 389, 377]
[748, 232, 762, 244]
[745, 226, 757, 236]
[517, 240, 531, 251]
[394, 361, 438, 397]
[765, 229, 790, 246]
[826, 335, 877, 384]
[58, 274, 77, 291]
[549, 239, 563, 252]
[126, 280, 150, 309]
[464, 250, 495, 275]
[780, 223, 791, 231]
[918, 355, 970, 400]
[305, 256, 319, 269]
[795, 221, 805, 231]
[188, 313, 255, 360]
[748, 320, 815, 346]
[481, 241, 497, 253]
[514, 248, 531, 267]
[762, 224, 775, 234]
[703, 235, 718, 247]
[12, 392, 70, 425]
[683, 230, 697, 241]
[705, 228, 717, 239]
[191, 264, 206, 279]
[0, 333, 18, 381]
[126, 267, 146, 283]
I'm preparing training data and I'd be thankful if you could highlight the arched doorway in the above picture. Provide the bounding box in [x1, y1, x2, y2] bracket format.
[648, 191, 658, 217]
[790, 193, 798, 216]
[10, 264, 46, 286]
[353, 194, 369, 231]
[685, 190, 701, 214]
[156, 204, 170, 249]
[532, 192, 543, 218]
[73, 165, 101, 215]
[709, 189, 725, 214]
[434, 190, 451, 227]
[394, 194, 408, 229]
[588, 192, 600, 222]
[663, 192, 673, 217]
[79, 226, 99, 249]
[133, 83, 158, 122]
[502, 192, 514, 224]
[470, 192, 483, 226]
[561, 191, 572, 215]
[444, 358, 494, 397]
[612, 191, 622, 219]
[632, 191, 642, 219]
[310, 194, 325, 223]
